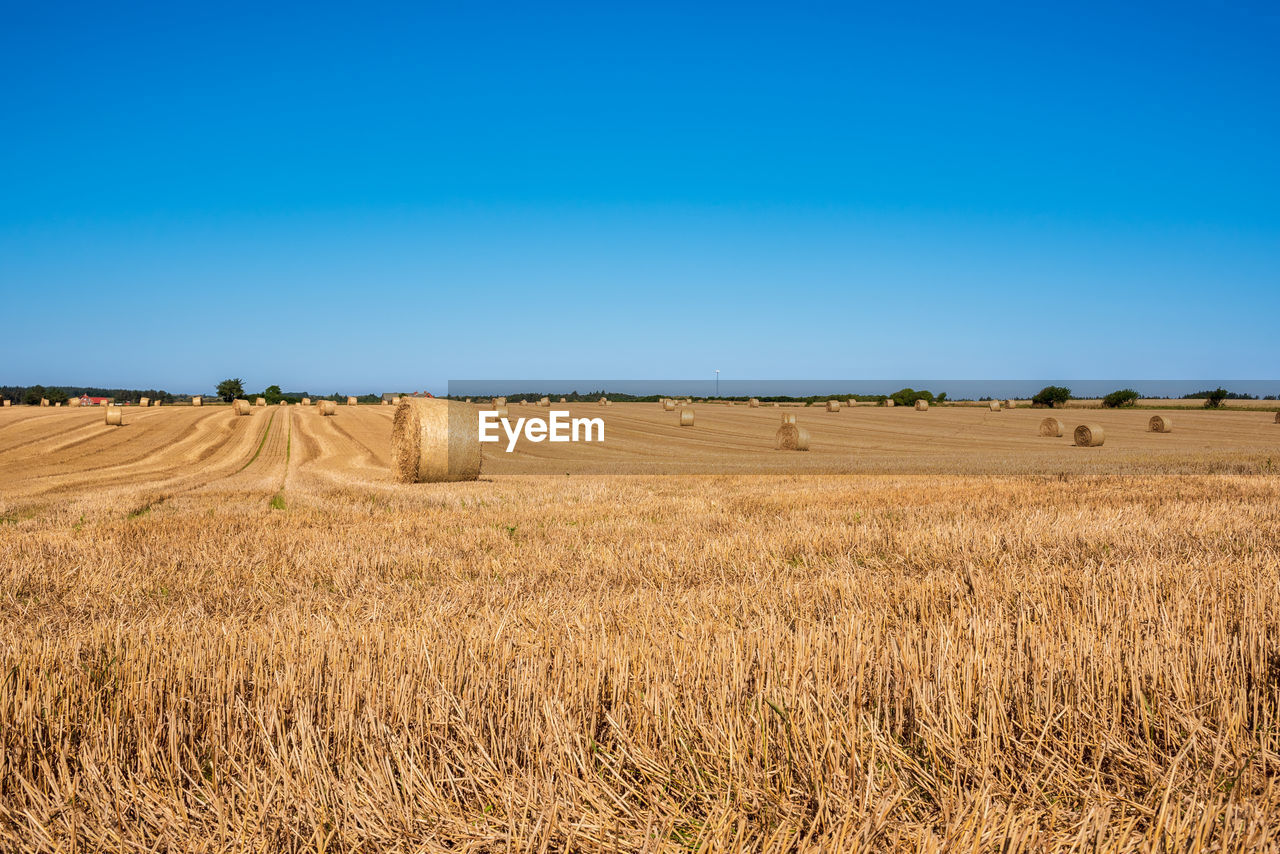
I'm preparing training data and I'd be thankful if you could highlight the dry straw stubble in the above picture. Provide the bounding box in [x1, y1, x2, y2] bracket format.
[392, 396, 481, 483]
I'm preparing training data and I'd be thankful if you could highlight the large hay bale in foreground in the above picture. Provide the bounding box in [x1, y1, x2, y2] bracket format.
[232, 399, 252, 416]
[191, 396, 202, 407]
[1039, 417, 1065, 437]
[346, 396, 358, 406]
[748, 398, 760, 408]
[781, 412, 796, 424]
[775, 423, 810, 451]
[1074, 424, 1105, 447]
[826, 400, 840, 412]
[105, 406, 123, 426]
[989, 400, 1001, 411]
[318, 400, 336, 416]
[392, 397, 481, 483]
[663, 399, 676, 411]
[255, 398, 266, 407]
[915, 400, 928, 411]
[1148, 414, 1173, 433]
[679, 407, 695, 427]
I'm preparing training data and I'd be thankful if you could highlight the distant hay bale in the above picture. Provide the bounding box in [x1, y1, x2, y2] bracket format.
[192, 396, 202, 407]
[493, 397, 506, 405]
[885, 399, 895, 408]
[279, 400, 288, 406]
[1275, 411, 1280, 424]
[255, 397, 266, 407]
[663, 399, 676, 411]
[915, 400, 928, 411]
[465, 398, 472, 403]
[318, 400, 336, 416]
[105, 406, 123, 426]
[301, 398, 311, 406]
[381, 399, 389, 405]
[40, 398, 50, 407]
[847, 398, 856, 407]
[540, 397, 550, 407]
[1074, 423, 1105, 447]
[989, 400, 1001, 411]
[826, 400, 840, 412]
[232, 399, 252, 416]
[139, 397, 149, 407]
[392, 397, 481, 483]
[2, 400, 10, 407]
[1039, 417, 1065, 437]
[491, 406, 510, 420]
[1148, 414, 1173, 433]
[560, 397, 567, 403]
[781, 412, 797, 424]
[775, 423, 810, 451]
[599, 397, 608, 406]
[748, 398, 760, 408]
[1006, 400, 1016, 409]
[346, 396, 357, 406]
[67, 398, 80, 408]
[679, 407, 695, 426]
[55, 402, 61, 407]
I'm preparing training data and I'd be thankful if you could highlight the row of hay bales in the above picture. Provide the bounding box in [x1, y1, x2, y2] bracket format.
[1037, 414, 1176, 446]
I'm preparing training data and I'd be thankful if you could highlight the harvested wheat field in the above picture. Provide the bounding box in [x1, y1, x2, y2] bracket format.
[2, 403, 1280, 851]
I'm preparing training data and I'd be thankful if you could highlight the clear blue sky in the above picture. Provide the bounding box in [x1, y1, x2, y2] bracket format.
[3, 1, 1277, 394]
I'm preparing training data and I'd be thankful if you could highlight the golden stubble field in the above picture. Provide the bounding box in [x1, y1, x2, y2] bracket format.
[2, 403, 1279, 851]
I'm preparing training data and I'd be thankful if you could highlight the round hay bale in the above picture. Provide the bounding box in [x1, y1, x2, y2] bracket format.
[1275, 411, 1280, 424]
[885, 399, 895, 408]
[781, 412, 796, 424]
[40, 398, 50, 407]
[1038, 417, 1065, 437]
[775, 423, 810, 451]
[493, 397, 506, 406]
[491, 406, 510, 420]
[301, 398, 311, 406]
[139, 397, 149, 407]
[279, 400, 288, 406]
[318, 400, 336, 416]
[1005, 399, 1016, 409]
[346, 396, 357, 406]
[560, 397, 567, 403]
[1148, 414, 1173, 433]
[255, 397, 266, 407]
[231, 399, 251, 415]
[662, 399, 676, 411]
[540, 397, 550, 407]
[826, 400, 840, 412]
[679, 407, 695, 426]
[381, 399, 390, 405]
[192, 396, 202, 407]
[68, 397, 80, 408]
[55, 402, 61, 407]
[1, 399, 10, 407]
[105, 406, 123, 426]
[748, 398, 760, 408]
[915, 400, 928, 411]
[392, 397, 481, 483]
[847, 398, 856, 407]
[989, 400, 1001, 411]
[465, 398, 472, 403]
[1074, 424, 1105, 447]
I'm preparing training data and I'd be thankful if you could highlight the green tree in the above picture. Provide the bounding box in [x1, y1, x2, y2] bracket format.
[23, 385, 47, 406]
[1102, 388, 1140, 408]
[1032, 386, 1071, 408]
[216, 378, 244, 402]
[264, 384, 283, 404]
[1203, 387, 1229, 409]
[890, 388, 935, 407]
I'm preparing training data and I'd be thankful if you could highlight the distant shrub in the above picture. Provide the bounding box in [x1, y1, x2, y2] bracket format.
[1101, 389, 1140, 408]
[1203, 388, 1229, 409]
[890, 388, 935, 407]
[1031, 386, 1071, 408]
